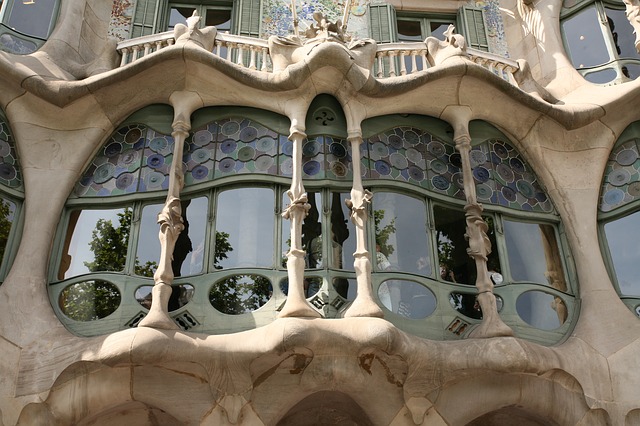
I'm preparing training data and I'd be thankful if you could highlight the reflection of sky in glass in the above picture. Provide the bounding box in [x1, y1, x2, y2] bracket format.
[562, 6, 610, 68]
[6, 0, 56, 39]
[216, 188, 274, 268]
[503, 220, 552, 284]
[137, 197, 208, 277]
[65, 209, 125, 279]
[605, 8, 640, 60]
[516, 291, 562, 330]
[373, 193, 430, 275]
[378, 280, 436, 319]
[605, 211, 640, 295]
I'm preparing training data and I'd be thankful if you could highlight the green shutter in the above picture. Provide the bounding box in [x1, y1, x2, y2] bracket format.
[458, 6, 489, 52]
[131, 0, 163, 38]
[368, 4, 397, 43]
[235, 0, 261, 37]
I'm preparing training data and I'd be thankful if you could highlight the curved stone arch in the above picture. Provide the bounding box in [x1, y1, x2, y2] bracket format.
[432, 370, 603, 425]
[275, 391, 374, 426]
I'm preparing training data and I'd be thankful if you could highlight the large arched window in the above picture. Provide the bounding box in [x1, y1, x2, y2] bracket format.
[562, 0, 640, 84]
[599, 120, 640, 317]
[0, 0, 59, 54]
[50, 102, 575, 345]
[0, 111, 23, 283]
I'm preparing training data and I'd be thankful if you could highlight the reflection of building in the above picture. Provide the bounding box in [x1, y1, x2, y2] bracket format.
[1, 0, 640, 424]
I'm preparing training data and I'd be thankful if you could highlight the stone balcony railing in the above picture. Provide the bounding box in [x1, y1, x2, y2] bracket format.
[116, 31, 519, 85]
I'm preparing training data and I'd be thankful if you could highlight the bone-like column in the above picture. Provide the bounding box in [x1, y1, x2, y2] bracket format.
[279, 129, 321, 318]
[138, 121, 188, 330]
[344, 135, 383, 318]
[445, 107, 513, 338]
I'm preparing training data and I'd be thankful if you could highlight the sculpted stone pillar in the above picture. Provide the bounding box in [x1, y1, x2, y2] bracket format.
[443, 107, 513, 338]
[344, 133, 383, 318]
[139, 92, 202, 329]
[279, 127, 321, 318]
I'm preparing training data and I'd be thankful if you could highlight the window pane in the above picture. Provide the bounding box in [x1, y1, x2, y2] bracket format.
[449, 292, 504, 320]
[397, 19, 423, 41]
[135, 284, 194, 312]
[215, 188, 274, 269]
[562, 6, 611, 68]
[373, 192, 430, 275]
[60, 208, 130, 279]
[434, 205, 500, 285]
[0, 197, 16, 264]
[279, 276, 321, 298]
[59, 280, 121, 321]
[209, 274, 272, 314]
[378, 280, 436, 319]
[5, 0, 57, 39]
[168, 7, 196, 30]
[331, 192, 355, 271]
[605, 7, 640, 60]
[429, 22, 450, 39]
[604, 211, 640, 296]
[516, 290, 564, 330]
[583, 67, 618, 84]
[205, 8, 231, 31]
[503, 220, 566, 288]
[136, 197, 207, 278]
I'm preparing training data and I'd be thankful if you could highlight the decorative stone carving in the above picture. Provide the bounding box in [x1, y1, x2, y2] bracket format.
[279, 129, 322, 318]
[623, 0, 640, 52]
[173, 10, 217, 52]
[425, 25, 468, 67]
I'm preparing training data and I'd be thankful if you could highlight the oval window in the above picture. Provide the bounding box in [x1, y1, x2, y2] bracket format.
[516, 290, 566, 330]
[135, 284, 194, 312]
[449, 292, 503, 320]
[58, 280, 121, 321]
[209, 274, 272, 315]
[279, 277, 322, 298]
[378, 280, 436, 319]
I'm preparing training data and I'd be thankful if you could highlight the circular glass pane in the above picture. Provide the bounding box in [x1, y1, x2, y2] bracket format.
[378, 280, 436, 319]
[279, 277, 322, 298]
[516, 291, 564, 330]
[449, 292, 504, 320]
[135, 284, 194, 312]
[209, 275, 272, 315]
[59, 280, 121, 321]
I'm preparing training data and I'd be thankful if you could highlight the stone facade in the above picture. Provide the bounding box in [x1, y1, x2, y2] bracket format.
[0, 0, 639, 425]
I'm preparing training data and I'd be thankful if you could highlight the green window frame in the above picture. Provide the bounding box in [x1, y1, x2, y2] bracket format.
[561, 0, 640, 84]
[50, 105, 576, 345]
[368, 3, 489, 52]
[130, 0, 261, 39]
[0, 0, 60, 54]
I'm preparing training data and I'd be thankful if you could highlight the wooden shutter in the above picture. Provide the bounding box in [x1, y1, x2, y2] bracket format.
[235, 0, 261, 37]
[368, 4, 397, 43]
[458, 6, 489, 52]
[131, 0, 163, 38]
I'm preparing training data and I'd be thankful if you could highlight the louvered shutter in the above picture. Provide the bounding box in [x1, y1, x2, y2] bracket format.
[235, 0, 261, 37]
[368, 3, 397, 43]
[458, 6, 489, 52]
[131, 0, 163, 38]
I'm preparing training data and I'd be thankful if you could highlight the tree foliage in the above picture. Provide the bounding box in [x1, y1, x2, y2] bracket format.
[0, 198, 14, 263]
[373, 209, 396, 256]
[59, 280, 121, 321]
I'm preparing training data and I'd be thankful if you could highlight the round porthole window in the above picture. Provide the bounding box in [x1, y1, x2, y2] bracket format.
[378, 280, 436, 319]
[209, 274, 272, 315]
[59, 280, 121, 321]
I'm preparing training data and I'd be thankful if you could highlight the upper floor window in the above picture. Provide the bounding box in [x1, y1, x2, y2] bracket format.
[131, 0, 260, 39]
[562, 0, 640, 84]
[0, 0, 58, 54]
[369, 4, 489, 52]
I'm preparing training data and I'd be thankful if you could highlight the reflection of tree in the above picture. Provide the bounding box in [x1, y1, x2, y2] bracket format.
[373, 209, 396, 256]
[0, 198, 13, 262]
[209, 274, 272, 314]
[84, 208, 157, 276]
[59, 280, 121, 321]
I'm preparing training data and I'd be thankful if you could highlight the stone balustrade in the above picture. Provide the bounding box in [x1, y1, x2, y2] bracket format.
[116, 32, 519, 85]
